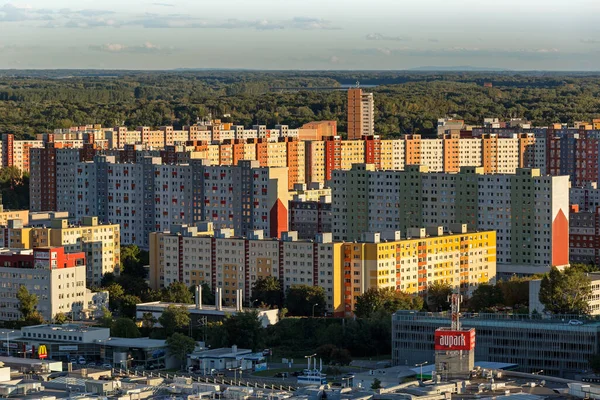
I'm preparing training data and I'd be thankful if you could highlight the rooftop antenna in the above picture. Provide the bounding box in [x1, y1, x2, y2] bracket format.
[448, 293, 462, 330]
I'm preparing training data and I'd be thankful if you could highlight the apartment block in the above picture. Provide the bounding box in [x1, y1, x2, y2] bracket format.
[332, 164, 569, 276]
[0, 217, 120, 287]
[347, 88, 374, 140]
[75, 157, 289, 248]
[569, 205, 600, 266]
[0, 247, 86, 322]
[289, 194, 332, 239]
[149, 225, 495, 317]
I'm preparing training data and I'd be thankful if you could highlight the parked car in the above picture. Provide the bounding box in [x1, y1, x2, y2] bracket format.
[87, 362, 97, 367]
[78, 356, 86, 365]
[292, 371, 303, 377]
[102, 363, 112, 369]
[274, 372, 288, 378]
[568, 319, 584, 325]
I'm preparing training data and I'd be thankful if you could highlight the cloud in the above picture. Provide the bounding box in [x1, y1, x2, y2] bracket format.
[130, 15, 334, 30]
[290, 17, 338, 30]
[90, 42, 170, 53]
[0, 3, 53, 22]
[350, 46, 564, 60]
[329, 55, 341, 64]
[152, 2, 175, 6]
[366, 33, 408, 41]
[581, 38, 600, 44]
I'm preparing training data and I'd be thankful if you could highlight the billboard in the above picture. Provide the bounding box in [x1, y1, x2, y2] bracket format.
[434, 329, 475, 351]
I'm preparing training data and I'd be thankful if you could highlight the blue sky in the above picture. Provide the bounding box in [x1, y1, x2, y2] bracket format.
[0, 0, 598, 70]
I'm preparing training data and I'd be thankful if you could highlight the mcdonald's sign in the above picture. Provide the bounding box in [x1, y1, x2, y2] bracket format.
[38, 345, 48, 359]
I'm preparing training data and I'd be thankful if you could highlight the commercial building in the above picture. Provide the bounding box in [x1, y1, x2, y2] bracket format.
[332, 165, 569, 276]
[392, 311, 600, 378]
[347, 88, 374, 140]
[0, 217, 120, 287]
[0, 247, 86, 322]
[149, 224, 495, 316]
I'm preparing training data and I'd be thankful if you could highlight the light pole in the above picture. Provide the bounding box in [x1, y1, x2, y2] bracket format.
[312, 304, 319, 318]
[415, 361, 428, 381]
[305, 353, 316, 371]
[228, 367, 242, 384]
[535, 370, 544, 375]
[5, 331, 14, 357]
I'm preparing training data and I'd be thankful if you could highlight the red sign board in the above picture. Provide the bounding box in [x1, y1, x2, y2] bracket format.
[434, 329, 475, 351]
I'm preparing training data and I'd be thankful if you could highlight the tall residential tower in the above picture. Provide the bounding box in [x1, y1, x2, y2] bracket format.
[347, 88, 374, 139]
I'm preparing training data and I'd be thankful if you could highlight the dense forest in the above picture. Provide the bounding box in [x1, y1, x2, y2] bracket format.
[1, 70, 600, 139]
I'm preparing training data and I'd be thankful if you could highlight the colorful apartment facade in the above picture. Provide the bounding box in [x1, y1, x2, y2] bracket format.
[332, 165, 569, 276]
[149, 224, 496, 317]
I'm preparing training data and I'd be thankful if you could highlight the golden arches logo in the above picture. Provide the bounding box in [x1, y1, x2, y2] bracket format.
[38, 345, 48, 359]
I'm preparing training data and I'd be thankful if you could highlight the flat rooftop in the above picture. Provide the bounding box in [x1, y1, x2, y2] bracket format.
[137, 301, 274, 315]
[393, 311, 600, 331]
[22, 324, 110, 333]
[103, 337, 166, 349]
[189, 347, 252, 359]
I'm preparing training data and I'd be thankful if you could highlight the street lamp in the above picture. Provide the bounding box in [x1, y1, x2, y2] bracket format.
[312, 304, 319, 318]
[415, 361, 428, 381]
[228, 367, 242, 384]
[305, 353, 316, 371]
[4, 331, 14, 357]
[535, 370, 544, 375]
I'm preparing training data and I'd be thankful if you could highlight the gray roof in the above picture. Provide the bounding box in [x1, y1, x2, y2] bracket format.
[104, 337, 167, 349]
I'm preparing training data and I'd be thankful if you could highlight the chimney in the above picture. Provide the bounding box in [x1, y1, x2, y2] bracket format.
[236, 289, 243, 312]
[215, 288, 222, 311]
[232, 345, 237, 354]
[195, 285, 202, 310]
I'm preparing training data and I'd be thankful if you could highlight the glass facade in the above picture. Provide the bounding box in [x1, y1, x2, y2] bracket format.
[392, 311, 600, 378]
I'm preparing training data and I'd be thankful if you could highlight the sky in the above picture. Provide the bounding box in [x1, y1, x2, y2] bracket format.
[0, 0, 599, 70]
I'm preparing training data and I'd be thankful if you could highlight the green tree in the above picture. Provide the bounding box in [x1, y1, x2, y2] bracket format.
[159, 305, 191, 336]
[467, 284, 504, 312]
[54, 312, 67, 325]
[166, 332, 196, 369]
[106, 283, 125, 310]
[222, 311, 264, 351]
[427, 282, 453, 311]
[251, 276, 282, 307]
[111, 318, 141, 338]
[120, 244, 147, 277]
[539, 266, 591, 315]
[284, 285, 326, 316]
[99, 307, 113, 328]
[161, 282, 193, 304]
[371, 378, 382, 390]
[120, 295, 141, 318]
[354, 288, 423, 318]
[201, 283, 215, 305]
[498, 277, 530, 308]
[141, 312, 157, 329]
[17, 285, 38, 320]
[316, 344, 351, 366]
[590, 354, 600, 374]
[23, 311, 45, 326]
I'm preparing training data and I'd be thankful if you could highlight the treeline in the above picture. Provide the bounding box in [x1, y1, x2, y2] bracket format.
[2, 71, 600, 139]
